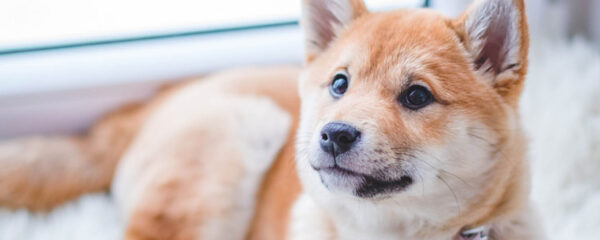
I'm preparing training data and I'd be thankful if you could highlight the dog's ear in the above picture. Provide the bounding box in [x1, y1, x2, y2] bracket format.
[301, 0, 368, 62]
[453, 0, 529, 106]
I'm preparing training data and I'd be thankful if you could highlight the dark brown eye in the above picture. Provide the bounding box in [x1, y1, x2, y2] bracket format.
[399, 85, 434, 110]
[329, 73, 349, 98]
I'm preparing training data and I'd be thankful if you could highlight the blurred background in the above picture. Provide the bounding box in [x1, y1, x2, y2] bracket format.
[0, 0, 599, 240]
[1, 0, 598, 138]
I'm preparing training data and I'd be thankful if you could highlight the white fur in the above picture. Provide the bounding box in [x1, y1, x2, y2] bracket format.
[200, 95, 291, 240]
[0, 36, 598, 240]
[287, 194, 336, 240]
[110, 77, 290, 239]
[302, 0, 361, 56]
[325, 0, 356, 27]
[294, 117, 505, 240]
[465, 0, 521, 78]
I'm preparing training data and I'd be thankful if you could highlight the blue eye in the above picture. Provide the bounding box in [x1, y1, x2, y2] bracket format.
[399, 85, 434, 110]
[330, 73, 348, 98]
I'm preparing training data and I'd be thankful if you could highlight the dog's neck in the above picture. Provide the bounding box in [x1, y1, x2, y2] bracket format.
[320, 196, 483, 240]
[316, 170, 525, 240]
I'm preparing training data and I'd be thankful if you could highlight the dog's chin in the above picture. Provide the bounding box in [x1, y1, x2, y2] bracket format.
[315, 166, 413, 198]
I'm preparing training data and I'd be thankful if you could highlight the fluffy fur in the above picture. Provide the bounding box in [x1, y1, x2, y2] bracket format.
[0, 66, 303, 240]
[1, 1, 599, 240]
[112, 83, 292, 240]
[294, 0, 538, 239]
[1, 33, 597, 240]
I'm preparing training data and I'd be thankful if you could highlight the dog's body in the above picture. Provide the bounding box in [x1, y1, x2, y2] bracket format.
[0, 0, 544, 239]
[1, 67, 303, 240]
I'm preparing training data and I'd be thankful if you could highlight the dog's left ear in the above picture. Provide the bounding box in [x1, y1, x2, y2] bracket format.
[301, 0, 368, 62]
[453, 0, 529, 106]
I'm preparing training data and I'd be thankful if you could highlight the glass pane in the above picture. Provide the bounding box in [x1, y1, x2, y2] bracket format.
[0, 0, 424, 51]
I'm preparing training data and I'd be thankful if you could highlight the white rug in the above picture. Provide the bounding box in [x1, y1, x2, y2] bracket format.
[522, 36, 600, 240]
[0, 193, 122, 240]
[1, 37, 599, 240]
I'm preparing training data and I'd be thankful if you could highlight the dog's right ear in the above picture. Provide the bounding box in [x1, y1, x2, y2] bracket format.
[301, 0, 368, 62]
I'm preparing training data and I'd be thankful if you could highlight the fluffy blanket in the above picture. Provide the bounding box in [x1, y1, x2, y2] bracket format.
[1, 36, 599, 240]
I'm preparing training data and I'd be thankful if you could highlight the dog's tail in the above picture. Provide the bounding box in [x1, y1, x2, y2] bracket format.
[0, 103, 146, 211]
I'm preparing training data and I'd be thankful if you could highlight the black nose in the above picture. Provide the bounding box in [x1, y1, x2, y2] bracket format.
[320, 122, 361, 156]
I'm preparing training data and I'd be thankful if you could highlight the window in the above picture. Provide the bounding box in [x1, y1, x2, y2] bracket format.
[0, 0, 424, 53]
[0, 0, 425, 137]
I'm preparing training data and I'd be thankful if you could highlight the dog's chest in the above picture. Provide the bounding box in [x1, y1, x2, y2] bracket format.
[289, 194, 459, 240]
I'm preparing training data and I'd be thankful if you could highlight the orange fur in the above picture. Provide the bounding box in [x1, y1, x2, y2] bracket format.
[0, 103, 145, 210]
[115, 66, 302, 240]
[292, 0, 540, 239]
[0, 1, 542, 239]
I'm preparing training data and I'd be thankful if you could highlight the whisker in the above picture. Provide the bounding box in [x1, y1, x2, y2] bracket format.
[437, 175, 462, 216]
[466, 131, 513, 166]
[417, 171, 425, 197]
[467, 132, 497, 148]
[390, 197, 405, 210]
[466, 126, 518, 133]
[412, 150, 473, 188]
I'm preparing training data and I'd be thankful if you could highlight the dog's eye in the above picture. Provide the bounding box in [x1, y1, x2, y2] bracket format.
[329, 73, 349, 98]
[399, 85, 433, 110]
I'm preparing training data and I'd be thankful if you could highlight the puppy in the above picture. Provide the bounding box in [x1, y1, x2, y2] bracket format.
[290, 0, 542, 239]
[0, 0, 543, 239]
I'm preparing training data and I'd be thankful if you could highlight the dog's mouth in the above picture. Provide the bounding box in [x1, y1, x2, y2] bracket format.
[314, 165, 413, 198]
[318, 166, 363, 178]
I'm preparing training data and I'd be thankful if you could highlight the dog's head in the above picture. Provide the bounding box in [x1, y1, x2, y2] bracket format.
[296, 0, 529, 216]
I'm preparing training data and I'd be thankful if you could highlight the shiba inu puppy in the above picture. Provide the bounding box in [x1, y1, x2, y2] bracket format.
[290, 0, 539, 239]
[290, 0, 542, 239]
[0, 0, 543, 239]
